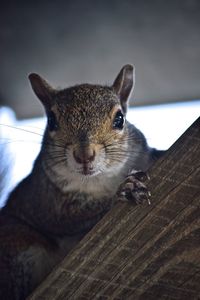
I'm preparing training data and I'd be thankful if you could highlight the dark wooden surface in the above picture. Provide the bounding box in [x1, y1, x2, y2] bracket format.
[29, 117, 200, 300]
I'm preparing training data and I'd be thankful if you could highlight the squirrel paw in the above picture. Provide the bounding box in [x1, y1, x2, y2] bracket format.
[117, 170, 151, 205]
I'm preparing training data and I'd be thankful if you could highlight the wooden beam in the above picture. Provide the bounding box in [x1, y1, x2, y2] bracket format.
[29, 117, 200, 299]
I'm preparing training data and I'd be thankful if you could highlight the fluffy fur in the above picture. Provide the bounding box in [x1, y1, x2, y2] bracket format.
[0, 65, 163, 299]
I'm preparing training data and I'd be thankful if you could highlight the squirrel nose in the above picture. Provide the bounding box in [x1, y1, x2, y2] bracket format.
[73, 147, 95, 164]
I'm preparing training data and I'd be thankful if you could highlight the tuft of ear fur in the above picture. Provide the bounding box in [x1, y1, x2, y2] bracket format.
[29, 73, 56, 111]
[113, 64, 135, 114]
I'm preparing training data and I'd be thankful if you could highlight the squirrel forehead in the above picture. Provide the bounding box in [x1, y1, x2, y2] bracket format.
[55, 84, 119, 113]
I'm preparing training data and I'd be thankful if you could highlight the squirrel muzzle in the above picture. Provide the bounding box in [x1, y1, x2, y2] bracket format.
[73, 147, 95, 164]
[73, 146, 96, 175]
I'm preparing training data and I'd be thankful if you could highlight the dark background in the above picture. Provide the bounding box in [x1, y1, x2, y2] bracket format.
[0, 0, 200, 119]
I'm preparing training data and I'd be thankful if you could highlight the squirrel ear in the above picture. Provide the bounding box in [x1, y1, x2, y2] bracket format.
[112, 64, 135, 113]
[29, 73, 55, 110]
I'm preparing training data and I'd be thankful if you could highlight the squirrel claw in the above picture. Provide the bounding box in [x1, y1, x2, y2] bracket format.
[128, 170, 150, 182]
[117, 170, 151, 205]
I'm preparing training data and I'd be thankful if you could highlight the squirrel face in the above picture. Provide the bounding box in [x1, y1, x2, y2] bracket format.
[29, 65, 135, 183]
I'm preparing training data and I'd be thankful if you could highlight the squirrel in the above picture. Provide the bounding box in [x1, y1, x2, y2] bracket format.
[0, 65, 164, 300]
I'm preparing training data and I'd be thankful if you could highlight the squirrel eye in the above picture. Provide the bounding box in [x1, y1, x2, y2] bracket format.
[47, 111, 58, 131]
[113, 110, 125, 130]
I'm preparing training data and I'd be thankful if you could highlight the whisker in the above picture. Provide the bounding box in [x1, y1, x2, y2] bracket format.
[0, 123, 43, 137]
[44, 158, 67, 169]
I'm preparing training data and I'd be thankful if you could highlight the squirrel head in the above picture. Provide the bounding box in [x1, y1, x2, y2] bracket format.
[28, 65, 135, 180]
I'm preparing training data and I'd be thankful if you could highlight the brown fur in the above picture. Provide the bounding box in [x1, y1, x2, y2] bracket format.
[0, 65, 164, 299]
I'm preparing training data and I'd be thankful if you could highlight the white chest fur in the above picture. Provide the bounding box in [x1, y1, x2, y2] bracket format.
[61, 170, 124, 199]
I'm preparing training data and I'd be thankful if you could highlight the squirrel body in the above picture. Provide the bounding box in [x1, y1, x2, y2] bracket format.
[0, 65, 164, 299]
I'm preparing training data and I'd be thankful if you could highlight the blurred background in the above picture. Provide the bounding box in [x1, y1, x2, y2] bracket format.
[0, 0, 200, 117]
[0, 0, 200, 204]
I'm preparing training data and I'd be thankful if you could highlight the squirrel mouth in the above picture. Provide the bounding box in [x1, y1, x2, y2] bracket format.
[80, 164, 95, 176]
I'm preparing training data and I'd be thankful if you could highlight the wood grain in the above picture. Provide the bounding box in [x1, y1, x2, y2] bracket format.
[29, 117, 200, 300]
